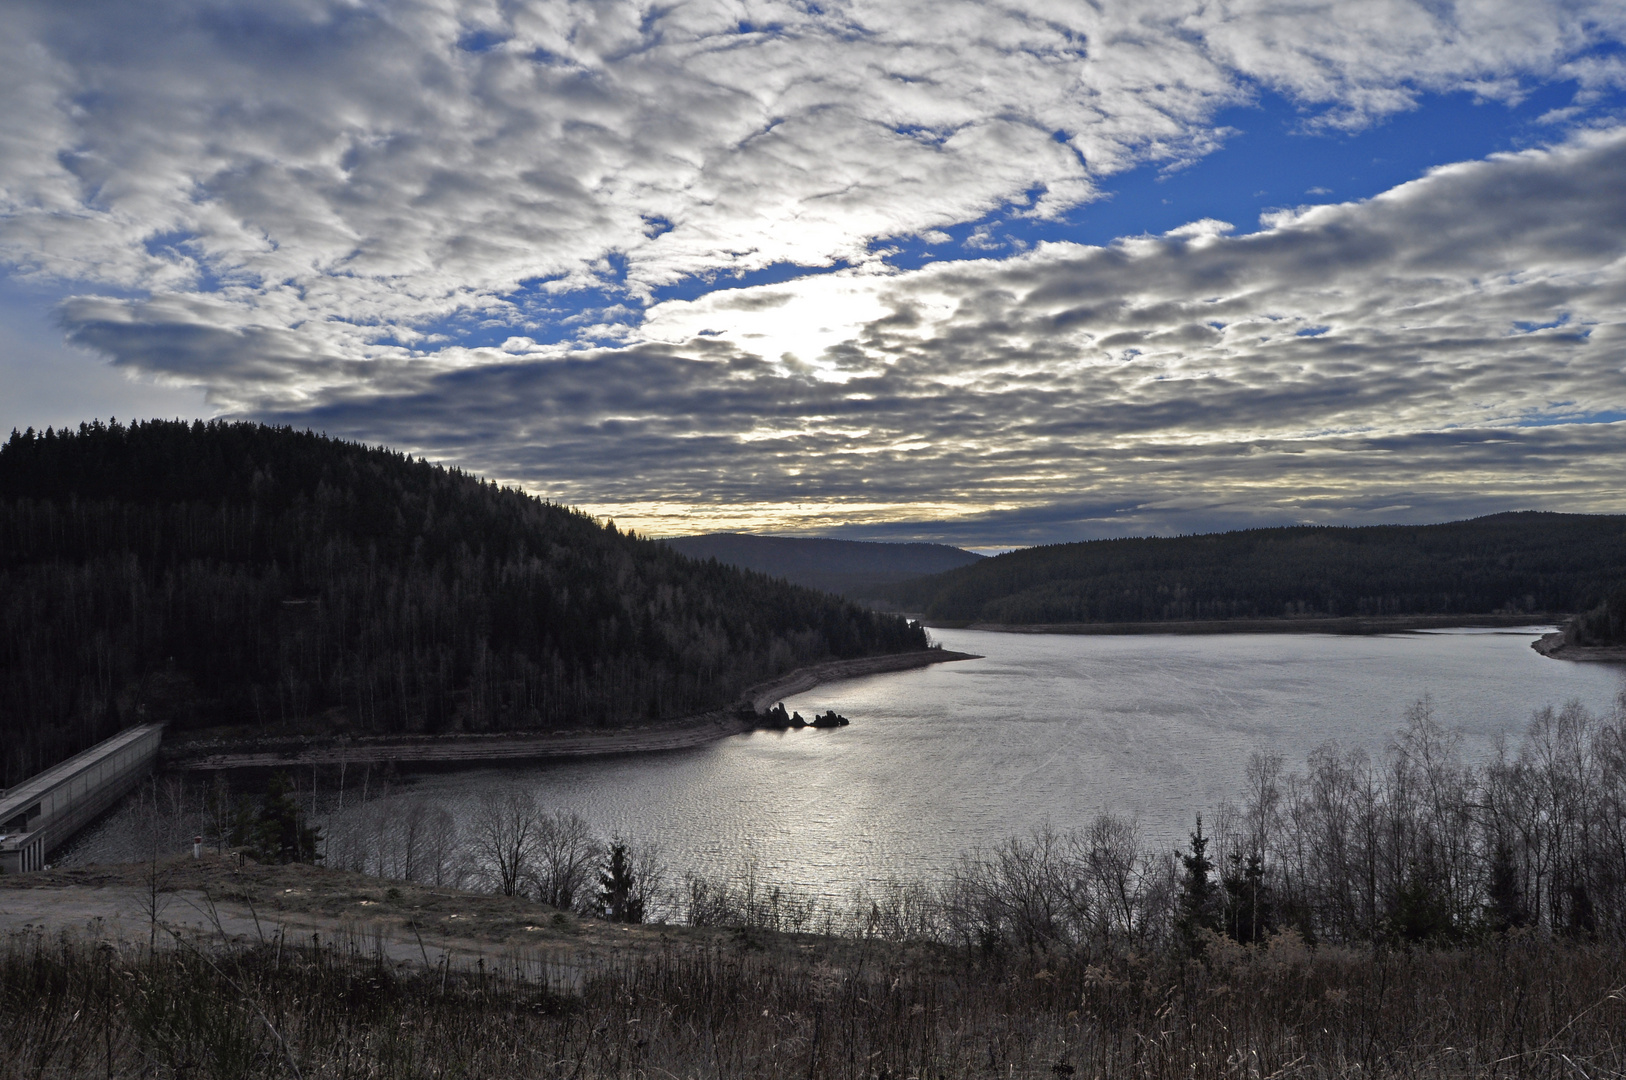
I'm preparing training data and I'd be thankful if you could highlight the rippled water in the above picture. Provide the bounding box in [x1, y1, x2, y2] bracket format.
[63, 627, 1626, 895]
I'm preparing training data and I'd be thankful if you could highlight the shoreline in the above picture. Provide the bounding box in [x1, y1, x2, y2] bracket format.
[163, 649, 980, 772]
[1531, 631, 1626, 664]
[742, 649, 981, 712]
[923, 613, 1560, 636]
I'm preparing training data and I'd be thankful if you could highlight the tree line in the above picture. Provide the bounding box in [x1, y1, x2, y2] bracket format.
[1566, 583, 1626, 645]
[0, 420, 926, 785]
[909, 693, 1626, 956]
[885, 512, 1626, 624]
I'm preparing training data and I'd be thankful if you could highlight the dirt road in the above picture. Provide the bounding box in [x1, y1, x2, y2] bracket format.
[0, 856, 714, 988]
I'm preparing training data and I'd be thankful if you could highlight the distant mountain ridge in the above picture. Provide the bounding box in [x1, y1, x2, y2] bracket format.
[661, 533, 983, 599]
[884, 512, 1626, 625]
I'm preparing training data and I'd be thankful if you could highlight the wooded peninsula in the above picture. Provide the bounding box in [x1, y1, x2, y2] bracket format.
[0, 420, 927, 786]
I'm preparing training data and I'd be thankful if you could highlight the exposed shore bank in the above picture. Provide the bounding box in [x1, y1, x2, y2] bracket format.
[741, 649, 980, 712]
[164, 649, 980, 772]
[923, 613, 1558, 636]
[1531, 631, 1626, 664]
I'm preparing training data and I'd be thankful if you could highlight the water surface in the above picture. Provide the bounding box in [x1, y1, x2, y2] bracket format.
[63, 627, 1625, 897]
[365, 627, 1625, 895]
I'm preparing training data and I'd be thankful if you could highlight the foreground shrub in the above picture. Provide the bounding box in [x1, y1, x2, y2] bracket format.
[3, 926, 1623, 1079]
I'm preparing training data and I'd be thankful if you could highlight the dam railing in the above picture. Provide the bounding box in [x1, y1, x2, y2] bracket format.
[0, 724, 164, 873]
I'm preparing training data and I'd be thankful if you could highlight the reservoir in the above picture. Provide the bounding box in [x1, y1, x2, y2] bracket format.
[63, 626, 1625, 897]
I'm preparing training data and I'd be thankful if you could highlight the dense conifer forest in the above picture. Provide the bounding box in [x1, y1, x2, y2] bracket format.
[661, 532, 982, 598]
[0, 420, 926, 785]
[887, 513, 1626, 624]
[1568, 583, 1626, 645]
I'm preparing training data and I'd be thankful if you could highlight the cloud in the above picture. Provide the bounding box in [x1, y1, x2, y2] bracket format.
[225, 127, 1626, 544]
[6, 1, 1626, 375]
[5, 2, 1626, 542]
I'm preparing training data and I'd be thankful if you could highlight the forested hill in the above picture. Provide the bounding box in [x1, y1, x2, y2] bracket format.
[0, 420, 926, 784]
[885, 513, 1626, 625]
[661, 533, 982, 599]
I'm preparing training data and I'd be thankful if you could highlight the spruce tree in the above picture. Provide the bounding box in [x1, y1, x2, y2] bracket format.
[596, 840, 644, 923]
[237, 772, 321, 864]
[1178, 815, 1218, 954]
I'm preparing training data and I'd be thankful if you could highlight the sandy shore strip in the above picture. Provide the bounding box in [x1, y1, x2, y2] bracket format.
[164, 648, 980, 772]
[743, 648, 981, 712]
[166, 713, 762, 772]
[926, 613, 1561, 636]
[1531, 631, 1626, 663]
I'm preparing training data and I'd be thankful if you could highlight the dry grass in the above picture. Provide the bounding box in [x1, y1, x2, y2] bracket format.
[2, 854, 615, 949]
[3, 919, 1623, 1079]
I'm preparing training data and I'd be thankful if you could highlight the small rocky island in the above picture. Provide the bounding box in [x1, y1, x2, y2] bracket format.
[752, 702, 851, 730]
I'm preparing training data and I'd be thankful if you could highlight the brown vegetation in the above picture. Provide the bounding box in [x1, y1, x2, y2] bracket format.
[3, 914, 1623, 1078]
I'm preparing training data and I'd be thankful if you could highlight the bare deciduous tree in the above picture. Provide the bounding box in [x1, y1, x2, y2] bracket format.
[529, 811, 600, 912]
[468, 786, 544, 896]
[1250, 692, 1626, 944]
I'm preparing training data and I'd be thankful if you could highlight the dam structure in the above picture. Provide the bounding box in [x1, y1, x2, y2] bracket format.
[0, 724, 163, 873]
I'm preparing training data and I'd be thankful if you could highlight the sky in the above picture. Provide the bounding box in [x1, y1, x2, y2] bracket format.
[3, 1, 1626, 551]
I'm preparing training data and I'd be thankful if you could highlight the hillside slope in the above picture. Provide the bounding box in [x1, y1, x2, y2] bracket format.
[661, 533, 981, 598]
[886, 512, 1626, 625]
[0, 421, 926, 784]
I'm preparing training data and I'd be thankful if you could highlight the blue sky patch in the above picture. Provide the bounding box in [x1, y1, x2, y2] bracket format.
[877, 80, 1623, 271]
[1513, 314, 1570, 332]
[457, 79, 1626, 353]
[1515, 409, 1626, 428]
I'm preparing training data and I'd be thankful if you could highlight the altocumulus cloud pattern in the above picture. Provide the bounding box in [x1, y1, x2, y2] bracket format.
[3, 0, 1626, 544]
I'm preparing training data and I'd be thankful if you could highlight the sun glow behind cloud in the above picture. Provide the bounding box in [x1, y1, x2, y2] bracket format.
[3, 0, 1626, 544]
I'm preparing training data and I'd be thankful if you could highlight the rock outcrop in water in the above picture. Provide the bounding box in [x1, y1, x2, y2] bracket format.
[756, 702, 849, 729]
